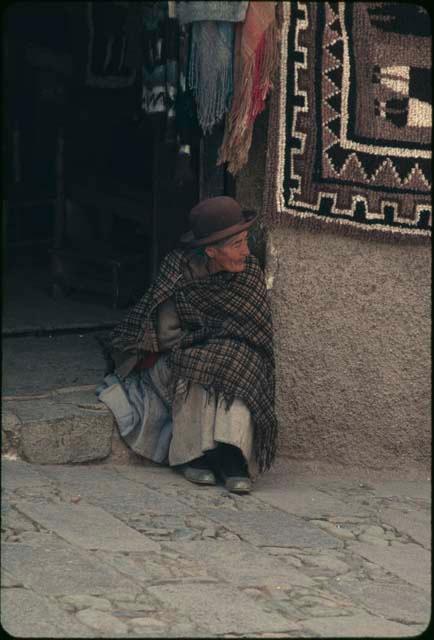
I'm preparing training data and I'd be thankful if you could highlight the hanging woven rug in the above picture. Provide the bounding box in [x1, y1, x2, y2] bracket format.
[263, 2, 432, 240]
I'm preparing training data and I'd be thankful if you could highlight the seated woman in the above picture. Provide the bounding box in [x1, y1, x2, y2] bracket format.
[97, 196, 278, 493]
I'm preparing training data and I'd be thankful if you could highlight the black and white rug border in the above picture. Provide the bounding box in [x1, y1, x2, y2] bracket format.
[265, 1, 431, 240]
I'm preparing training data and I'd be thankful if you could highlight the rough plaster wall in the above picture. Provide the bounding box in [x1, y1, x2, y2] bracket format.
[237, 110, 431, 471]
[266, 228, 431, 471]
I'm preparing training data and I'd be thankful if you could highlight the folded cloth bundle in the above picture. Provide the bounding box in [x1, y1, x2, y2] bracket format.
[218, 1, 279, 174]
[176, 1, 248, 24]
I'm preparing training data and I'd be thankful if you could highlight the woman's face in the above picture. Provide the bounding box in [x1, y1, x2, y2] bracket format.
[205, 231, 250, 273]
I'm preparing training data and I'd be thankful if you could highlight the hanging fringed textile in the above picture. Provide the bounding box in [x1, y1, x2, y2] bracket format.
[188, 21, 235, 134]
[218, 2, 278, 175]
[177, 2, 248, 135]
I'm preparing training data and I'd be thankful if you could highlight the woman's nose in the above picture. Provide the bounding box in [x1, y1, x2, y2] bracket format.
[242, 242, 250, 256]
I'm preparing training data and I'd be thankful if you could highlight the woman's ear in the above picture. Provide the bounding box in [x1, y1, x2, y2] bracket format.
[204, 246, 216, 260]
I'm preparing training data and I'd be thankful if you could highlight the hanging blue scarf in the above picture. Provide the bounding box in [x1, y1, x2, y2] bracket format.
[188, 21, 235, 134]
[177, 2, 248, 135]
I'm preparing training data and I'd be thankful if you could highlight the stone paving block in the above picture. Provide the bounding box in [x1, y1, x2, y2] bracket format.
[129, 617, 167, 629]
[331, 577, 431, 625]
[9, 531, 59, 546]
[357, 533, 388, 547]
[379, 506, 431, 549]
[35, 463, 133, 488]
[1, 505, 37, 534]
[51, 388, 105, 407]
[16, 501, 160, 552]
[1, 332, 110, 395]
[114, 463, 189, 488]
[111, 604, 159, 615]
[175, 485, 276, 513]
[76, 608, 128, 634]
[148, 582, 299, 635]
[254, 483, 369, 519]
[302, 612, 426, 637]
[7, 392, 109, 423]
[1, 567, 25, 588]
[35, 464, 194, 514]
[1, 459, 54, 491]
[164, 540, 315, 588]
[305, 479, 376, 494]
[1, 410, 22, 453]
[8, 395, 113, 464]
[289, 550, 350, 576]
[95, 550, 215, 583]
[2, 541, 139, 596]
[88, 494, 193, 517]
[128, 629, 204, 639]
[1, 588, 93, 637]
[60, 594, 112, 611]
[349, 541, 430, 591]
[370, 480, 431, 501]
[203, 508, 341, 548]
[311, 520, 356, 540]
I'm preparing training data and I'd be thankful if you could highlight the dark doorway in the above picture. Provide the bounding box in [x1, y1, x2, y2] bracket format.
[3, 2, 203, 334]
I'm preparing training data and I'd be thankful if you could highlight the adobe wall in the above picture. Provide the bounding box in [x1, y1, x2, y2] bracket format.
[236, 110, 431, 471]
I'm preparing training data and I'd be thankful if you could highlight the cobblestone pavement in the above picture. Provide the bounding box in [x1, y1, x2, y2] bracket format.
[1, 456, 430, 638]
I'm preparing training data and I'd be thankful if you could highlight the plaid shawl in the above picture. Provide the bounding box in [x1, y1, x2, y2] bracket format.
[110, 249, 278, 472]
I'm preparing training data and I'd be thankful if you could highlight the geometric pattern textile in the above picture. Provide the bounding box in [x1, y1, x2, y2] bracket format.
[264, 2, 432, 239]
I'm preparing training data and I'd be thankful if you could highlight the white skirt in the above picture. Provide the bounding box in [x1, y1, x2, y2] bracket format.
[96, 354, 257, 476]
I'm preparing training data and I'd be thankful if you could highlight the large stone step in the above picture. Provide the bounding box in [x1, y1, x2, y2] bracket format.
[2, 385, 138, 465]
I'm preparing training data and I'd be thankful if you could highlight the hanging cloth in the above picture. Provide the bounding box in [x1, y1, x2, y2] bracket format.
[175, 23, 199, 144]
[174, 23, 200, 185]
[188, 21, 235, 134]
[177, 1, 248, 135]
[141, 2, 180, 142]
[218, 1, 278, 174]
[168, 1, 176, 19]
[176, 1, 248, 24]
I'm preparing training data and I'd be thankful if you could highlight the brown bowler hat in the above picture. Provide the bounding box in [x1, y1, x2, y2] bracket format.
[179, 196, 257, 247]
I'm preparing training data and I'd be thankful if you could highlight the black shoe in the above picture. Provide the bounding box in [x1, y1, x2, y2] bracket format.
[189, 455, 213, 470]
[222, 475, 251, 494]
[218, 444, 251, 494]
[182, 455, 216, 486]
